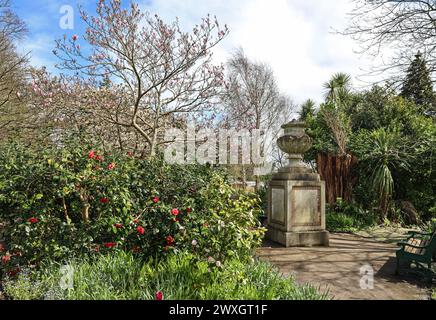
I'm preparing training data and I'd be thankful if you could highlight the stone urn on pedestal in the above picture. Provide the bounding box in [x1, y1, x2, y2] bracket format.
[266, 120, 329, 247]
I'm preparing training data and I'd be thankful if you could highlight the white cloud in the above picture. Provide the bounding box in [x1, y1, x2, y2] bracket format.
[19, 33, 58, 74]
[141, 0, 376, 104]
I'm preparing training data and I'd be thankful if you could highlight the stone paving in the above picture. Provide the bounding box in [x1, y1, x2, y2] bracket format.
[257, 233, 433, 300]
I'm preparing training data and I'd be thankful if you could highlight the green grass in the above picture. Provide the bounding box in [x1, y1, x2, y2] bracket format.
[3, 252, 330, 300]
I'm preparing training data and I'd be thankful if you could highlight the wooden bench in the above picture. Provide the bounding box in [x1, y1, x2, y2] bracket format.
[396, 229, 436, 283]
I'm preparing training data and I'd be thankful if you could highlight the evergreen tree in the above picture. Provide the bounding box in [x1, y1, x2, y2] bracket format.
[400, 52, 435, 112]
[298, 99, 316, 121]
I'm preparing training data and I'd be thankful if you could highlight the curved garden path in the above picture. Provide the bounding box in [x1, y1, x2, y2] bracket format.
[257, 233, 432, 300]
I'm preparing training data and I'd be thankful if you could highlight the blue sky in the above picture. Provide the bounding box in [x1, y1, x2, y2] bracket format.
[11, 0, 389, 103]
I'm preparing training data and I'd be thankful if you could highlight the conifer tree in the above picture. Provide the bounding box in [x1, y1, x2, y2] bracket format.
[401, 52, 435, 112]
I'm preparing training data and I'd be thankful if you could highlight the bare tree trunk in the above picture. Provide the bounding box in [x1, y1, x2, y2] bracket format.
[62, 197, 71, 224]
[316, 153, 357, 204]
[79, 192, 90, 223]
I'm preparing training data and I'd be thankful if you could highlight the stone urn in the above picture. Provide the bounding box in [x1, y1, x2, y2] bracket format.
[277, 120, 312, 172]
[274, 120, 316, 180]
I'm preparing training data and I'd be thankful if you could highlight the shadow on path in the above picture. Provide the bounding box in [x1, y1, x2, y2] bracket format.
[257, 233, 432, 300]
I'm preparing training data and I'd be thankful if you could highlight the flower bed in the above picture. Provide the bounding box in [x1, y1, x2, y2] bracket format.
[2, 252, 330, 300]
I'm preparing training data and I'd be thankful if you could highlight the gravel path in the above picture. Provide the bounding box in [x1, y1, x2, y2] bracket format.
[257, 233, 433, 300]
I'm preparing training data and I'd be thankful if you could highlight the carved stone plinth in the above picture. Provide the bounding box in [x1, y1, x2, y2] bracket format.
[266, 120, 329, 247]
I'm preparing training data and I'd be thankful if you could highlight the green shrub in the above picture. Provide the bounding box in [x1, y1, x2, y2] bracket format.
[0, 138, 265, 275]
[326, 199, 378, 232]
[3, 252, 330, 300]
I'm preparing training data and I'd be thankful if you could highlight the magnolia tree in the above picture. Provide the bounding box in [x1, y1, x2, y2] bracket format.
[53, 0, 229, 157]
[27, 68, 150, 155]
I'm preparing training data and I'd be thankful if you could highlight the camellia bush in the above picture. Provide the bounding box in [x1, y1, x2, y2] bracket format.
[0, 138, 265, 277]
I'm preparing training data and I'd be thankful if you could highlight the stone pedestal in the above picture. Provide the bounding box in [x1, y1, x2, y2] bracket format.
[266, 121, 329, 247]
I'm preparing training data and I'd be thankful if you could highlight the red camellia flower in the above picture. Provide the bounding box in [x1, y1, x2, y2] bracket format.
[100, 197, 109, 204]
[95, 155, 103, 161]
[166, 235, 175, 246]
[186, 208, 192, 213]
[0, 243, 6, 252]
[88, 150, 95, 159]
[155, 291, 164, 300]
[114, 223, 123, 229]
[171, 208, 179, 216]
[28, 217, 39, 224]
[137, 226, 145, 235]
[153, 196, 159, 203]
[1, 254, 11, 264]
[72, 35, 78, 41]
[107, 163, 116, 170]
[103, 242, 117, 249]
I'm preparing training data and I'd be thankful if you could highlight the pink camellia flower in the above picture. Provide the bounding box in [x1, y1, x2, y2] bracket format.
[155, 291, 164, 300]
[107, 163, 116, 170]
[28, 217, 39, 224]
[1, 254, 11, 264]
[153, 196, 159, 203]
[88, 150, 95, 159]
[100, 197, 109, 204]
[171, 208, 179, 216]
[72, 35, 78, 41]
[114, 223, 123, 229]
[137, 226, 145, 235]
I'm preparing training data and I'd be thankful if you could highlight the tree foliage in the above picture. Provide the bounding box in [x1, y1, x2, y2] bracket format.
[400, 52, 435, 112]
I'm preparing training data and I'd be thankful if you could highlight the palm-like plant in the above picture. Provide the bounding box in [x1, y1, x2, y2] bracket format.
[323, 73, 352, 104]
[355, 128, 411, 218]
